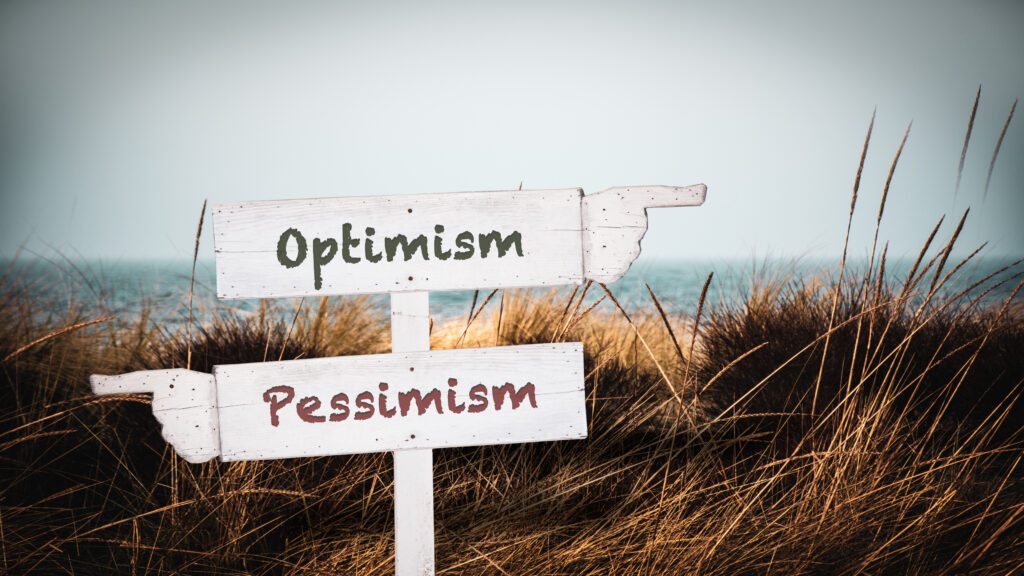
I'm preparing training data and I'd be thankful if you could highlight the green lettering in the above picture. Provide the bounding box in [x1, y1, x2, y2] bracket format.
[433, 224, 451, 260]
[384, 234, 429, 262]
[364, 227, 382, 262]
[341, 223, 361, 263]
[478, 230, 523, 258]
[312, 237, 337, 290]
[453, 231, 475, 260]
[277, 228, 307, 268]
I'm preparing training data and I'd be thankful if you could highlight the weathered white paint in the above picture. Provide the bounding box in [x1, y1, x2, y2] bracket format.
[213, 189, 584, 299]
[211, 343, 586, 461]
[212, 184, 707, 299]
[581, 184, 707, 283]
[89, 369, 220, 464]
[391, 292, 434, 576]
[89, 342, 586, 466]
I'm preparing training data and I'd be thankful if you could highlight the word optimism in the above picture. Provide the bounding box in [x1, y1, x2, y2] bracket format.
[277, 225, 525, 290]
[262, 378, 538, 426]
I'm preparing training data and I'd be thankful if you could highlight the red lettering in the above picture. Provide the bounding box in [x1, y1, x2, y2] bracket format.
[447, 378, 465, 414]
[398, 388, 443, 416]
[468, 384, 488, 413]
[378, 382, 396, 418]
[297, 396, 326, 423]
[262, 385, 295, 427]
[262, 380, 538, 425]
[355, 391, 375, 420]
[492, 382, 537, 410]
[329, 393, 349, 421]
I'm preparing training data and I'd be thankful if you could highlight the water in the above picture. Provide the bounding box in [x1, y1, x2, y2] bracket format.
[2, 256, 1020, 331]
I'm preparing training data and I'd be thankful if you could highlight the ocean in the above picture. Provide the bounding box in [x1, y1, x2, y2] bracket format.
[3, 256, 1020, 331]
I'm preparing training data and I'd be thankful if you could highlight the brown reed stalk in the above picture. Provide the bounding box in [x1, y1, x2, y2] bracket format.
[186, 199, 207, 371]
[651, 272, 716, 557]
[645, 282, 685, 366]
[984, 99, 1017, 200]
[553, 282, 594, 342]
[495, 289, 505, 345]
[560, 284, 580, 321]
[683, 273, 713, 402]
[559, 295, 605, 336]
[696, 341, 768, 396]
[0, 242, 25, 289]
[950, 259, 1024, 308]
[261, 302, 272, 362]
[553, 284, 580, 340]
[278, 297, 306, 361]
[813, 110, 873, 414]
[870, 122, 911, 283]
[465, 290, 479, 331]
[1, 315, 114, 364]
[901, 216, 945, 301]
[925, 209, 970, 302]
[854, 124, 910, 390]
[863, 216, 947, 371]
[598, 282, 679, 402]
[310, 296, 330, 348]
[931, 242, 988, 301]
[956, 85, 982, 199]
[455, 288, 498, 347]
[872, 243, 888, 310]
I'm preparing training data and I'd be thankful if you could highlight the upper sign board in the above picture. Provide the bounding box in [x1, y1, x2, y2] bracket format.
[213, 185, 706, 299]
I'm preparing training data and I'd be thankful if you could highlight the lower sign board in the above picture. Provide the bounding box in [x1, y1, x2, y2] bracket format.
[90, 342, 586, 463]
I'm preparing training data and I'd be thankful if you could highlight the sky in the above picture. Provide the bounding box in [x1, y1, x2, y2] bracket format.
[1, 0, 1022, 264]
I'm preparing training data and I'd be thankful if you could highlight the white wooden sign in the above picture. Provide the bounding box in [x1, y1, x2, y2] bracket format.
[90, 343, 584, 463]
[92, 183, 707, 576]
[213, 185, 706, 299]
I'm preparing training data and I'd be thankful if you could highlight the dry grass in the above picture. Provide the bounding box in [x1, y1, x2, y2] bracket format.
[2, 112, 1023, 574]
[2, 247, 1021, 574]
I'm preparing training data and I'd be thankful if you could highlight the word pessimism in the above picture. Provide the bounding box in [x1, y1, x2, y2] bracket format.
[263, 379, 537, 426]
[277, 225, 524, 290]
[209, 343, 586, 460]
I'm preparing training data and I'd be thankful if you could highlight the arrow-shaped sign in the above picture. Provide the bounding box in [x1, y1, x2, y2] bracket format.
[91, 343, 584, 464]
[213, 184, 706, 299]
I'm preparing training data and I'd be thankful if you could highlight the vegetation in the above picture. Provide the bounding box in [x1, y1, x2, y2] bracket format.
[2, 107, 1022, 574]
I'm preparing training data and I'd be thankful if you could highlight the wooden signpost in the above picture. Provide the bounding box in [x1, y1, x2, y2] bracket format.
[91, 184, 706, 575]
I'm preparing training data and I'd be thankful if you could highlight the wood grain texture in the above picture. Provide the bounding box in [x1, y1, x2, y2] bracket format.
[212, 343, 586, 462]
[90, 369, 220, 463]
[213, 189, 584, 299]
[582, 184, 707, 282]
[391, 292, 435, 576]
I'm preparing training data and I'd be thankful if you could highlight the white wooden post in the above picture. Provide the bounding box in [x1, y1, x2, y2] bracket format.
[390, 291, 435, 576]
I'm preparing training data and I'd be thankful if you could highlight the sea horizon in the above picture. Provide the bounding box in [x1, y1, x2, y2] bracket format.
[4, 254, 1019, 332]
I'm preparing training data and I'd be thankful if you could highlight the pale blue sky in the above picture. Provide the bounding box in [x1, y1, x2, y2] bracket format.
[2, 0, 1022, 262]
